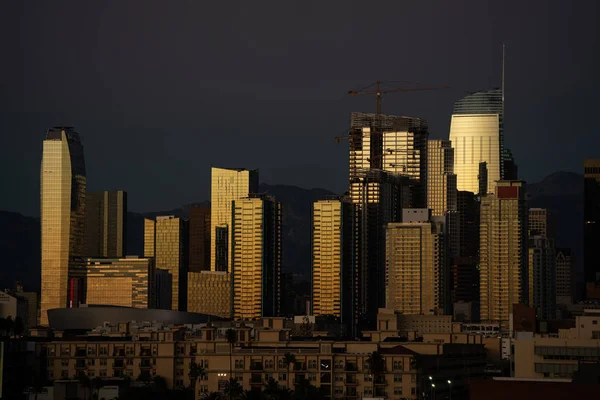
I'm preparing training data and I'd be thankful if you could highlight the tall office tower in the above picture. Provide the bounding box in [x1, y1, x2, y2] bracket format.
[451, 257, 480, 304]
[503, 148, 518, 180]
[189, 206, 211, 272]
[187, 271, 231, 318]
[449, 89, 503, 193]
[153, 269, 172, 310]
[232, 195, 281, 320]
[350, 169, 405, 331]
[86, 256, 154, 308]
[210, 167, 259, 272]
[528, 236, 556, 320]
[143, 218, 155, 257]
[144, 216, 188, 311]
[480, 181, 528, 330]
[40, 127, 86, 325]
[556, 248, 576, 304]
[385, 209, 446, 315]
[584, 159, 600, 290]
[528, 208, 556, 238]
[457, 191, 480, 258]
[311, 198, 354, 326]
[478, 162, 488, 196]
[349, 112, 427, 207]
[427, 139, 459, 257]
[84, 190, 127, 257]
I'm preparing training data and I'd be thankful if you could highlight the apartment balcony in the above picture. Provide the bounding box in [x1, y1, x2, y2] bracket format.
[140, 349, 152, 357]
[344, 364, 358, 372]
[374, 376, 387, 385]
[345, 376, 358, 385]
[295, 362, 307, 371]
[139, 362, 152, 369]
[113, 360, 125, 369]
[250, 374, 263, 384]
[75, 361, 86, 369]
[113, 349, 125, 357]
[375, 388, 387, 397]
[75, 349, 86, 357]
[250, 362, 264, 371]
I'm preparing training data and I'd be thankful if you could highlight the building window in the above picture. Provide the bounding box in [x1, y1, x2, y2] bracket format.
[99, 346, 108, 355]
[61, 360, 69, 367]
[308, 373, 316, 381]
[100, 359, 107, 366]
[87, 347, 96, 355]
[176, 368, 184, 377]
[394, 387, 402, 395]
[88, 371, 95, 377]
[100, 370, 107, 377]
[308, 360, 317, 369]
[278, 373, 287, 382]
[87, 359, 95, 366]
[364, 374, 373, 382]
[278, 359, 284, 369]
[364, 388, 373, 395]
[394, 374, 402, 382]
[393, 361, 403, 370]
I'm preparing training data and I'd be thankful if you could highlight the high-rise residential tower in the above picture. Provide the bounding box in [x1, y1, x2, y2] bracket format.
[479, 181, 528, 330]
[232, 195, 281, 320]
[385, 209, 446, 315]
[311, 198, 354, 326]
[210, 167, 259, 272]
[40, 127, 86, 325]
[144, 216, 188, 311]
[584, 159, 600, 290]
[449, 89, 503, 194]
[189, 206, 211, 272]
[427, 139, 459, 257]
[84, 190, 127, 257]
[528, 236, 556, 320]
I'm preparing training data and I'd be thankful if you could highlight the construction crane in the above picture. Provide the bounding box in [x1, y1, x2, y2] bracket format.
[348, 80, 450, 115]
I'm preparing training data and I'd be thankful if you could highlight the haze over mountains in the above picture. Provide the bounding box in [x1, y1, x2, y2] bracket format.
[0, 173, 583, 293]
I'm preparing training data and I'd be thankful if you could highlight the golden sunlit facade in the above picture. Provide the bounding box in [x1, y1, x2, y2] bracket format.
[232, 196, 281, 320]
[40, 127, 86, 325]
[210, 167, 259, 272]
[385, 217, 444, 315]
[311, 199, 353, 319]
[86, 257, 154, 308]
[480, 181, 528, 329]
[187, 271, 231, 318]
[145, 216, 187, 311]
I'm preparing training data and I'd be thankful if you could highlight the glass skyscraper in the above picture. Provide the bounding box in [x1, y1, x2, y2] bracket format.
[449, 89, 503, 193]
[40, 127, 86, 325]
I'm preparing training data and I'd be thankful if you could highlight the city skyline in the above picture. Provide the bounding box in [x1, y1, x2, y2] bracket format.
[1, 1, 598, 217]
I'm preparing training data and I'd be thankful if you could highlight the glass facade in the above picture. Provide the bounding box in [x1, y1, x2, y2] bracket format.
[84, 190, 127, 257]
[40, 127, 86, 325]
[449, 89, 503, 193]
[232, 195, 281, 320]
[187, 271, 231, 318]
[189, 206, 211, 272]
[479, 181, 528, 330]
[385, 219, 444, 315]
[86, 257, 153, 308]
[555, 248, 575, 303]
[210, 167, 259, 272]
[311, 199, 354, 322]
[528, 236, 556, 320]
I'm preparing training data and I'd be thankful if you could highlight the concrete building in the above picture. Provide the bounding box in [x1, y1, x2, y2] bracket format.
[40, 127, 86, 325]
[210, 167, 259, 273]
[513, 311, 600, 379]
[427, 139, 459, 257]
[528, 208, 555, 238]
[457, 190, 479, 259]
[189, 206, 211, 272]
[480, 181, 528, 330]
[0, 291, 18, 319]
[144, 216, 188, 311]
[84, 190, 127, 258]
[232, 195, 281, 320]
[311, 198, 354, 325]
[187, 271, 231, 319]
[385, 209, 446, 315]
[85, 256, 154, 309]
[528, 236, 556, 320]
[449, 89, 503, 194]
[556, 248, 576, 305]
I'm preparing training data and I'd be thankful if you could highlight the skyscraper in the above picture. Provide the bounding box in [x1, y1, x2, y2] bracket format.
[503, 148, 518, 180]
[232, 195, 281, 320]
[210, 167, 259, 272]
[584, 159, 600, 290]
[189, 206, 211, 272]
[457, 191, 480, 259]
[144, 216, 188, 311]
[427, 139, 459, 257]
[311, 198, 354, 325]
[449, 89, 503, 193]
[528, 236, 556, 320]
[480, 181, 528, 330]
[187, 271, 231, 318]
[528, 208, 556, 238]
[556, 248, 576, 304]
[84, 190, 127, 257]
[40, 127, 86, 325]
[385, 209, 446, 315]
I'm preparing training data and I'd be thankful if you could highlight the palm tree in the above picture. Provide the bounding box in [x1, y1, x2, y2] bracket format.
[242, 389, 262, 400]
[78, 374, 91, 400]
[5, 316, 14, 338]
[203, 392, 222, 400]
[366, 350, 385, 397]
[224, 378, 243, 400]
[282, 353, 296, 390]
[91, 376, 103, 400]
[153, 375, 168, 392]
[225, 328, 237, 378]
[264, 378, 280, 400]
[189, 360, 206, 396]
[294, 377, 322, 400]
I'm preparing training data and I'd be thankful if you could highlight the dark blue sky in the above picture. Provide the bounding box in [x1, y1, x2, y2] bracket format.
[1, 1, 598, 216]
